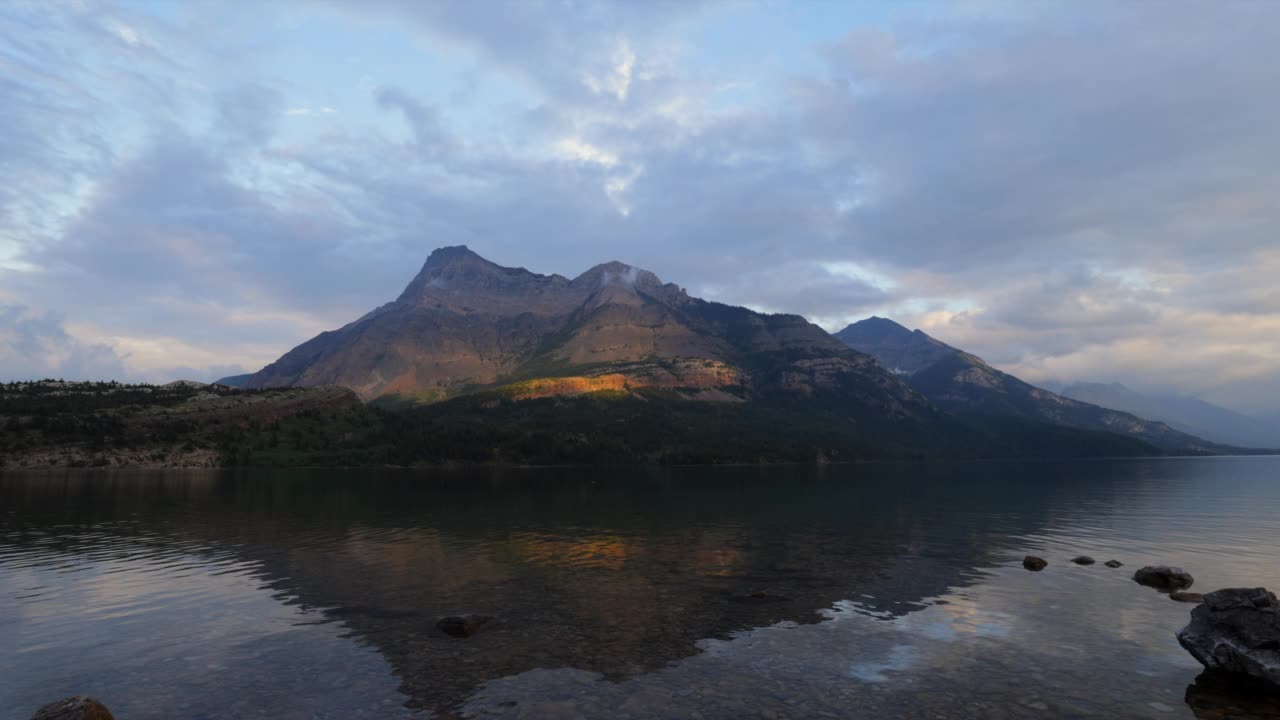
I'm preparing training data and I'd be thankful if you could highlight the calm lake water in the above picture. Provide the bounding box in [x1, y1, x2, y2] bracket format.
[2, 458, 1279, 719]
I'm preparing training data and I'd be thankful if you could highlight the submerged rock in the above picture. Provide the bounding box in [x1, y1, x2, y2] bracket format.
[30, 697, 114, 720]
[437, 614, 493, 638]
[1172, 591, 1207, 604]
[1184, 669, 1280, 719]
[731, 590, 792, 604]
[1134, 565, 1195, 591]
[1105, 560, 1124, 568]
[1072, 556, 1096, 565]
[1023, 556, 1048, 571]
[1177, 588, 1280, 688]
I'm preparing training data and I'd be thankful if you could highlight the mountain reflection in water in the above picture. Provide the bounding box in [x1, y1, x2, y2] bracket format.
[2, 458, 1279, 719]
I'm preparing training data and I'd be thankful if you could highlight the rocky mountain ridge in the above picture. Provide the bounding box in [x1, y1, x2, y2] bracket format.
[240, 247, 931, 424]
[836, 317, 1229, 454]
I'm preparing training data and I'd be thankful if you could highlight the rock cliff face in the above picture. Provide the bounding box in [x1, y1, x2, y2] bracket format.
[837, 317, 1227, 453]
[242, 248, 931, 421]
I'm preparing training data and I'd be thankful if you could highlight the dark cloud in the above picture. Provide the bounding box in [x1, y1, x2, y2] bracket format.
[375, 87, 452, 151]
[802, 3, 1280, 276]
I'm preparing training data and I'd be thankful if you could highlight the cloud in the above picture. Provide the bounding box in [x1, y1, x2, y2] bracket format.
[582, 39, 636, 101]
[374, 86, 452, 152]
[0, 1, 1276, 412]
[556, 138, 619, 167]
[813, 3, 1280, 276]
[284, 106, 336, 117]
[107, 19, 142, 48]
[702, 260, 893, 323]
[321, 0, 714, 102]
[0, 305, 127, 381]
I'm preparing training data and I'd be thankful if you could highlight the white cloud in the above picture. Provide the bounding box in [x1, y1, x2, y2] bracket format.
[582, 39, 636, 101]
[604, 166, 643, 217]
[555, 138, 619, 167]
[286, 106, 339, 116]
[108, 19, 142, 47]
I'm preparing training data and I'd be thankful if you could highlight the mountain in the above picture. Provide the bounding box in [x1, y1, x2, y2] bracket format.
[231, 248, 1167, 461]
[836, 316, 985, 375]
[212, 373, 252, 388]
[241, 248, 954, 439]
[1059, 382, 1280, 449]
[245, 247, 918, 408]
[836, 317, 1227, 453]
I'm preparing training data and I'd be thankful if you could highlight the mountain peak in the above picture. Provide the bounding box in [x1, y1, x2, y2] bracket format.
[572, 261, 663, 291]
[397, 246, 561, 308]
[836, 316, 962, 375]
[866, 316, 901, 326]
[837, 316, 914, 342]
[422, 245, 488, 269]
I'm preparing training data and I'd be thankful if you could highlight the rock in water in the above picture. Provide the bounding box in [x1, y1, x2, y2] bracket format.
[1072, 556, 1096, 565]
[731, 590, 792, 604]
[1105, 560, 1124, 568]
[437, 614, 492, 638]
[1177, 587, 1280, 688]
[1184, 670, 1280, 718]
[1134, 565, 1195, 591]
[1023, 556, 1048, 571]
[1171, 591, 1206, 604]
[30, 697, 114, 720]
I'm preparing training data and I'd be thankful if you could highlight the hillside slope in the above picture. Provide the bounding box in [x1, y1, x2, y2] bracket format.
[836, 318, 1228, 454]
[1061, 382, 1280, 449]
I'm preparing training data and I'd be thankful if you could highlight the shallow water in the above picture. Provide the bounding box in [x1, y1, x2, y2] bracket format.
[2, 458, 1279, 719]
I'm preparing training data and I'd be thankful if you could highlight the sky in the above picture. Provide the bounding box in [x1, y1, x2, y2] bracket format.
[1, 0, 1278, 415]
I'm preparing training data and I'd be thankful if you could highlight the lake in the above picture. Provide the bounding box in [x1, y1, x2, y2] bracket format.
[2, 458, 1279, 719]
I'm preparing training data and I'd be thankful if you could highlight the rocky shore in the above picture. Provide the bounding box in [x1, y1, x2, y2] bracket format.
[1021, 552, 1280, 696]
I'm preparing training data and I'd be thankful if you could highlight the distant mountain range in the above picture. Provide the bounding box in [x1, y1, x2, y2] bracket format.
[835, 317, 1230, 454]
[212, 248, 1233, 460]
[1058, 382, 1280, 450]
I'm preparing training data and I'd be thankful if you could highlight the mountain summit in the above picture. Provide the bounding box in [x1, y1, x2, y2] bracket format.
[835, 317, 979, 375]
